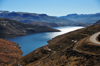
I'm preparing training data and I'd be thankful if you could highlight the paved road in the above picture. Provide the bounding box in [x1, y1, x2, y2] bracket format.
[89, 32, 100, 44]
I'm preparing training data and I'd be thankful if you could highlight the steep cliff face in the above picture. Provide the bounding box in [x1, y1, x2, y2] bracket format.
[0, 38, 23, 66]
[9, 23, 100, 66]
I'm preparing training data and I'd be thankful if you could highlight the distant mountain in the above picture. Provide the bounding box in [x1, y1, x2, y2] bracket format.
[60, 13, 100, 25]
[93, 20, 100, 25]
[0, 18, 59, 37]
[0, 11, 85, 26]
[28, 21, 61, 27]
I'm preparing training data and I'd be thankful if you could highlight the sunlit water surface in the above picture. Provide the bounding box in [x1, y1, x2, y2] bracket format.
[6, 26, 83, 56]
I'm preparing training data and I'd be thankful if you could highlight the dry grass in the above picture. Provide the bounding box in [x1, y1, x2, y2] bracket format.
[74, 36, 100, 55]
[0, 38, 23, 66]
[9, 25, 100, 66]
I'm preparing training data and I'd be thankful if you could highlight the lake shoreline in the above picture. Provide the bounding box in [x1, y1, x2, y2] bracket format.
[5, 26, 83, 56]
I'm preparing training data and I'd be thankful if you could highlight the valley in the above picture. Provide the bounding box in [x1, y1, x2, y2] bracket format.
[0, 11, 100, 66]
[0, 0, 100, 66]
[8, 20, 100, 66]
[6, 26, 83, 56]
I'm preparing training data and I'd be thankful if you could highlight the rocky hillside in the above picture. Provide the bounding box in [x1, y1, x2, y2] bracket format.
[93, 20, 100, 25]
[0, 11, 86, 26]
[0, 18, 59, 38]
[28, 21, 61, 27]
[9, 21, 100, 66]
[0, 38, 23, 66]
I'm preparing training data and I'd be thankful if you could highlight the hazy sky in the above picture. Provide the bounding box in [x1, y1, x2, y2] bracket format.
[0, 0, 100, 16]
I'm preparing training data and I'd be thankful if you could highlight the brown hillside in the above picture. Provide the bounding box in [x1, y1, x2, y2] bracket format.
[0, 38, 23, 66]
[9, 24, 100, 66]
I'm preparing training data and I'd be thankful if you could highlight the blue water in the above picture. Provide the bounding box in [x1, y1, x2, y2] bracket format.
[6, 26, 83, 56]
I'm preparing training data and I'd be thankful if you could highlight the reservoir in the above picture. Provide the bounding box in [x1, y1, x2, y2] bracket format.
[6, 26, 83, 56]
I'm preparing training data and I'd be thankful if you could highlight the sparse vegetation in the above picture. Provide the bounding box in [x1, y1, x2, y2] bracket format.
[0, 38, 23, 66]
[8, 23, 100, 66]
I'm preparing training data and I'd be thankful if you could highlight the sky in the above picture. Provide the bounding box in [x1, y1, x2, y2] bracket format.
[0, 0, 100, 16]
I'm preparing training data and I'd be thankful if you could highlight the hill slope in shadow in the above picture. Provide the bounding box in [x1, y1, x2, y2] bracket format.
[0, 18, 60, 38]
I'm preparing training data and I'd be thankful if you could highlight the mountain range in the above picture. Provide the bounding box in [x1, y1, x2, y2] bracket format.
[0, 11, 100, 26]
[0, 11, 86, 26]
[28, 21, 61, 27]
[60, 13, 100, 25]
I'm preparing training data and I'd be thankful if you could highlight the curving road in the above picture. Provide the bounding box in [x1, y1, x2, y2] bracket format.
[89, 32, 100, 44]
